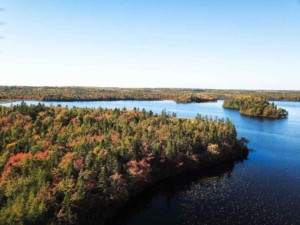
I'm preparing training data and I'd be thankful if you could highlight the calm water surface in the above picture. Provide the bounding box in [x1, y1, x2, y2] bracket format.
[3, 100, 300, 225]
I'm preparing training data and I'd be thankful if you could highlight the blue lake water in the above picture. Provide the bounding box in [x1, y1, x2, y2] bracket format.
[2, 100, 300, 225]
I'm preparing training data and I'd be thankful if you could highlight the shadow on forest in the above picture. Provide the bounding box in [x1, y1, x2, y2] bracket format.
[80, 156, 248, 225]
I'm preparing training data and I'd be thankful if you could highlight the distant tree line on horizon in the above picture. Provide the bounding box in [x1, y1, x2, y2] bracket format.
[0, 86, 300, 103]
[0, 86, 217, 103]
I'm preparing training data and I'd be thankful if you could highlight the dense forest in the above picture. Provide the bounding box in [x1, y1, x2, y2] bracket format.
[223, 96, 288, 119]
[0, 86, 217, 103]
[0, 103, 248, 225]
[1, 86, 300, 103]
[202, 89, 300, 101]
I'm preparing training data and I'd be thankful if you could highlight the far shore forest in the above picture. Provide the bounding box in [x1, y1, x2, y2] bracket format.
[0, 86, 300, 103]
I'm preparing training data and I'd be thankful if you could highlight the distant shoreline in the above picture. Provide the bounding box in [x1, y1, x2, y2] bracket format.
[0, 86, 300, 103]
[0, 99, 16, 104]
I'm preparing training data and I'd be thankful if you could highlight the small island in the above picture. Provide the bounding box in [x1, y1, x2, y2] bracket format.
[223, 96, 288, 119]
[0, 103, 248, 225]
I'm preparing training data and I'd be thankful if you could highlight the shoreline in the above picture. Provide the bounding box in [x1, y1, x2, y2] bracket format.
[2, 98, 300, 105]
[77, 144, 249, 225]
[0, 98, 218, 104]
[223, 106, 288, 119]
[0, 99, 16, 104]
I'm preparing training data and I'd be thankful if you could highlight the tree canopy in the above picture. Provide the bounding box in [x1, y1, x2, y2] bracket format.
[223, 96, 288, 119]
[0, 103, 247, 225]
[1, 86, 300, 103]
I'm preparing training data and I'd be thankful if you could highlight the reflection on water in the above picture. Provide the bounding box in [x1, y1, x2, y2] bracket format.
[2, 100, 300, 225]
[106, 160, 246, 225]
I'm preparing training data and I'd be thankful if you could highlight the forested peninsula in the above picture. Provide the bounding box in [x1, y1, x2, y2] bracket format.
[223, 97, 288, 119]
[0, 103, 248, 225]
[1, 86, 300, 103]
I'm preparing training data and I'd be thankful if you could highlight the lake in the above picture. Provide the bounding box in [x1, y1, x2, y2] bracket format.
[2, 100, 300, 225]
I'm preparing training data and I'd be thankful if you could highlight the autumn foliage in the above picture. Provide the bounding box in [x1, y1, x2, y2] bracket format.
[223, 96, 288, 119]
[0, 103, 243, 225]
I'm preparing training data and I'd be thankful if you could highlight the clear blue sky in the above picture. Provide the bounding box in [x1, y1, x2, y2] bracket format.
[1, 0, 300, 90]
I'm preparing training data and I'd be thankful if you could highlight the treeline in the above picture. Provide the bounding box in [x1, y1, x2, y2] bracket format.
[223, 96, 288, 119]
[0, 86, 217, 103]
[1, 86, 300, 103]
[205, 89, 300, 101]
[0, 103, 247, 225]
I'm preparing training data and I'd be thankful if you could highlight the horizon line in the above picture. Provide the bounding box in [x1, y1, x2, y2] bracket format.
[0, 85, 299, 92]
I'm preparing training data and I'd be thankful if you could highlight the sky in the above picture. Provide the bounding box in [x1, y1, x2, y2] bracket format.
[0, 0, 300, 90]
